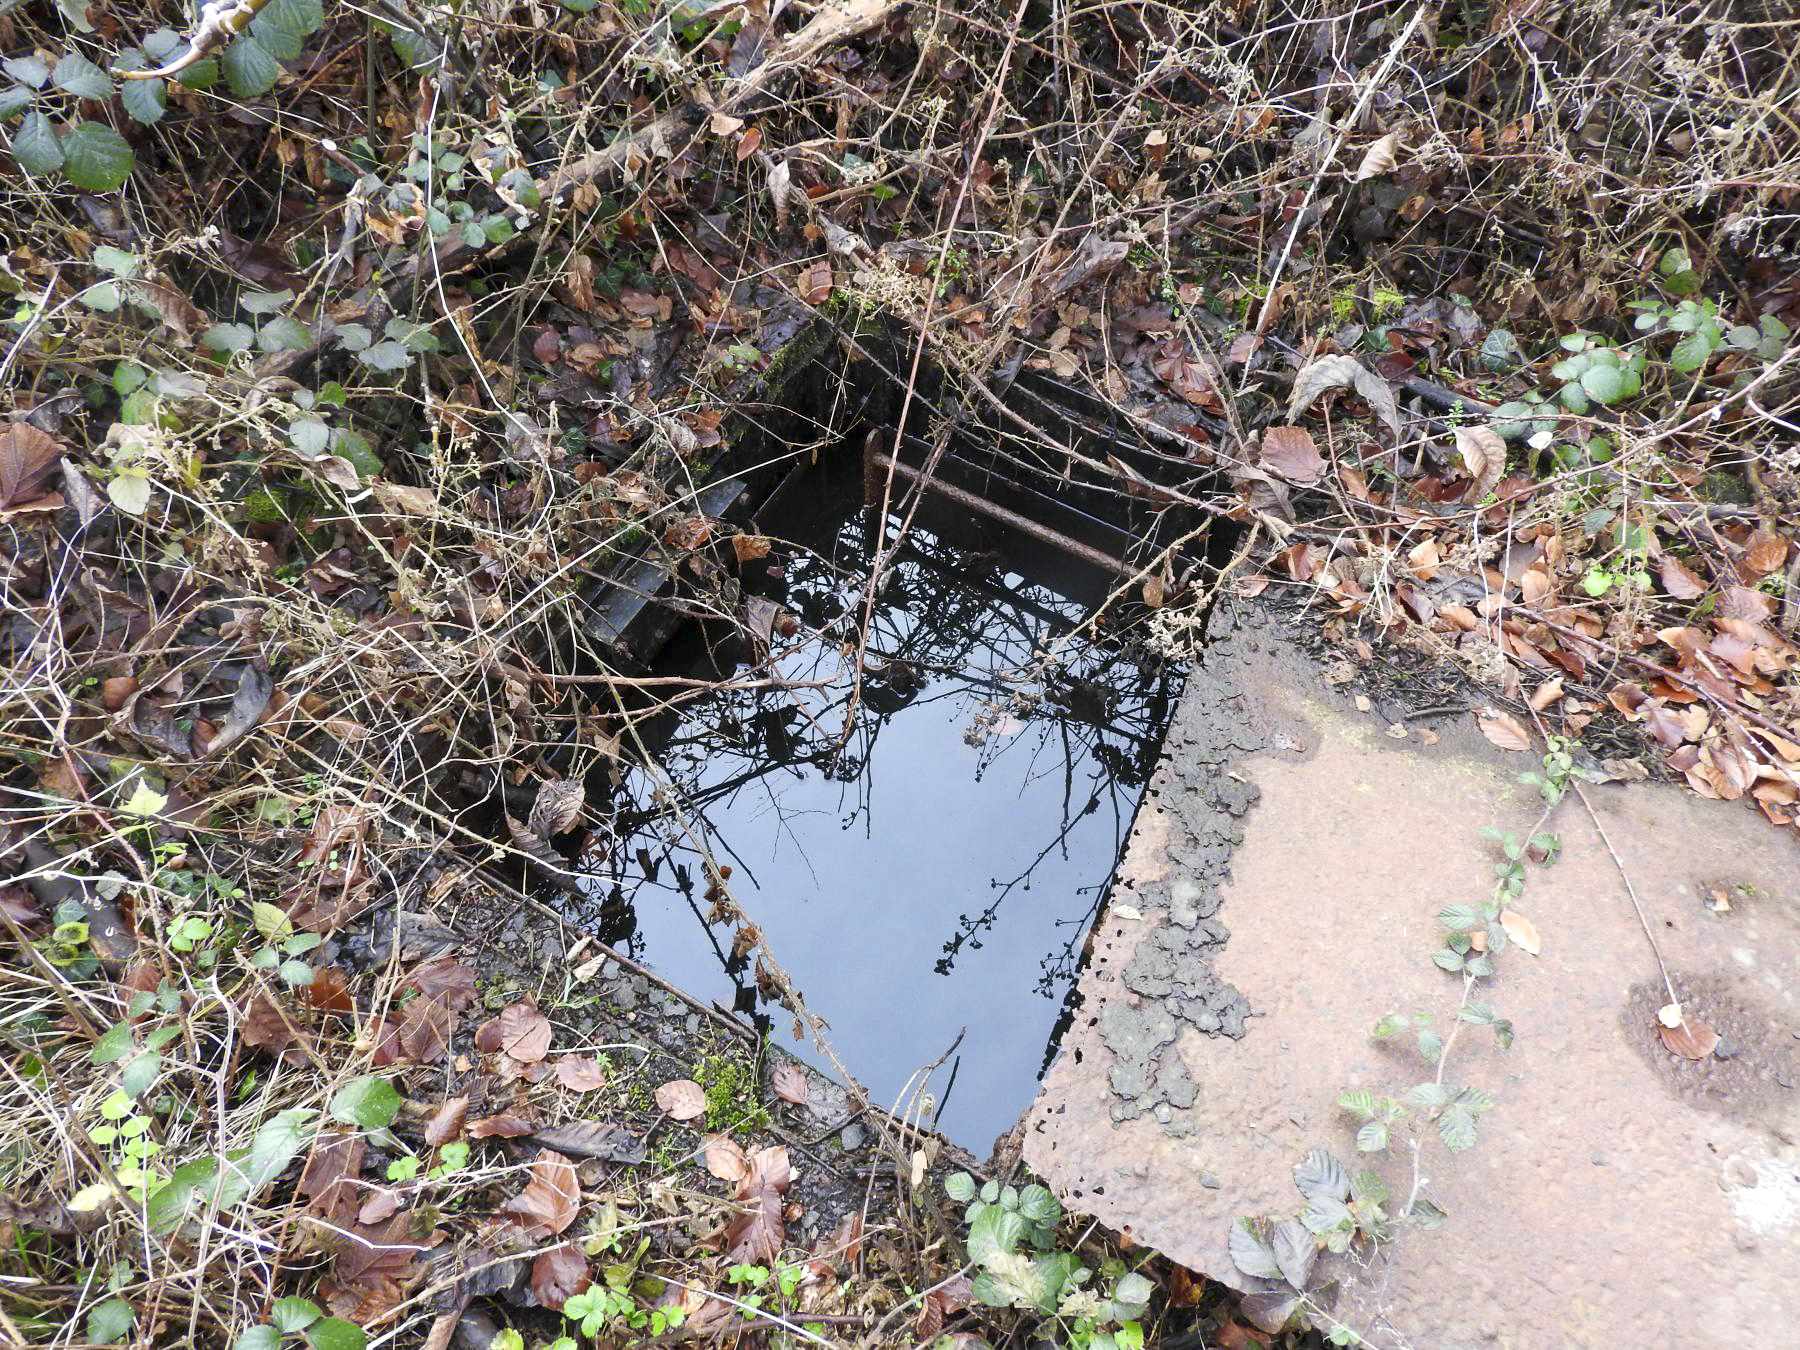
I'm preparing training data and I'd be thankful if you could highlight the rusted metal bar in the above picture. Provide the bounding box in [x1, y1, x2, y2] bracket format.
[862, 442, 1144, 580]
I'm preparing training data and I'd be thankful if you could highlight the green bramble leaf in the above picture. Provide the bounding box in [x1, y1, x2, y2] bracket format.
[60, 120, 134, 191]
[11, 110, 65, 176]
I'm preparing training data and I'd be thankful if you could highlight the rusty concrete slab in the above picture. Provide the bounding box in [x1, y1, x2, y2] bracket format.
[1026, 603, 1800, 1347]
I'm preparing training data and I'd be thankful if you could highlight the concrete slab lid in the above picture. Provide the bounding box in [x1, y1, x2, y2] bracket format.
[1025, 604, 1800, 1347]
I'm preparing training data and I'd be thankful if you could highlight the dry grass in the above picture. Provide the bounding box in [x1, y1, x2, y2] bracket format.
[2, 0, 1797, 1345]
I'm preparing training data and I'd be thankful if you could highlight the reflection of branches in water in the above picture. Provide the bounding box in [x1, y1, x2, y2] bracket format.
[585, 503, 1178, 1014]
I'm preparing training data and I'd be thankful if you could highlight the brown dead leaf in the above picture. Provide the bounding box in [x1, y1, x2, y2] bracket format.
[797, 258, 833, 306]
[1258, 426, 1324, 484]
[297, 1130, 366, 1224]
[552, 1057, 608, 1092]
[1740, 530, 1789, 581]
[1353, 133, 1400, 181]
[1286, 354, 1400, 439]
[0, 421, 64, 511]
[702, 1133, 749, 1182]
[1659, 554, 1708, 600]
[732, 533, 773, 565]
[423, 1096, 469, 1147]
[1528, 677, 1564, 712]
[770, 1062, 809, 1106]
[1149, 339, 1222, 408]
[1453, 426, 1506, 501]
[531, 1243, 592, 1311]
[726, 1145, 792, 1264]
[475, 999, 554, 1065]
[502, 1149, 580, 1236]
[1499, 909, 1542, 955]
[655, 1078, 707, 1121]
[371, 481, 437, 516]
[529, 1120, 646, 1163]
[1476, 709, 1531, 751]
[468, 1112, 537, 1139]
[1658, 1013, 1721, 1060]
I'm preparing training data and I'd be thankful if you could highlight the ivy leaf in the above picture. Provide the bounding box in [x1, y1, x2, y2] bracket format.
[11, 110, 64, 176]
[222, 35, 281, 98]
[60, 121, 134, 191]
[53, 51, 115, 100]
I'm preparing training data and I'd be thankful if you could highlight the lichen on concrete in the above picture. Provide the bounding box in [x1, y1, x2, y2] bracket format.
[1099, 624, 1266, 1127]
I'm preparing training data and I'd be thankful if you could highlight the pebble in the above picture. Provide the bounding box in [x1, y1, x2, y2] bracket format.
[840, 1122, 866, 1151]
[615, 983, 640, 1011]
[684, 1013, 700, 1036]
[1200, 1171, 1221, 1190]
[1714, 1034, 1741, 1060]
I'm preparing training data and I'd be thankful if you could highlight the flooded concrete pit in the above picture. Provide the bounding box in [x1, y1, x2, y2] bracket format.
[541, 451, 1197, 1148]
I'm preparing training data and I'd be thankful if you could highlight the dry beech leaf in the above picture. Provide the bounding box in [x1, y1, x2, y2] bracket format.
[733, 533, 773, 564]
[1659, 554, 1707, 600]
[1499, 909, 1542, 956]
[1352, 132, 1400, 181]
[529, 1120, 646, 1163]
[1286, 355, 1400, 439]
[702, 1132, 748, 1182]
[1658, 1013, 1721, 1060]
[1258, 425, 1324, 484]
[475, 999, 554, 1064]
[655, 1078, 707, 1121]
[529, 779, 586, 838]
[530, 1243, 592, 1311]
[553, 1056, 608, 1092]
[423, 1096, 469, 1146]
[371, 481, 437, 516]
[468, 1112, 536, 1139]
[1453, 426, 1506, 501]
[1142, 574, 1166, 608]
[0, 421, 65, 510]
[1477, 709, 1531, 752]
[1528, 677, 1564, 712]
[770, 1063, 809, 1106]
[502, 1149, 580, 1236]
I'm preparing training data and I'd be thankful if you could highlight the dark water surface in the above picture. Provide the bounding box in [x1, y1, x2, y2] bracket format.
[571, 476, 1180, 1147]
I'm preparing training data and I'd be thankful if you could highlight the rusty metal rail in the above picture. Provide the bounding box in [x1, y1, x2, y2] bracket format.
[862, 440, 1145, 580]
